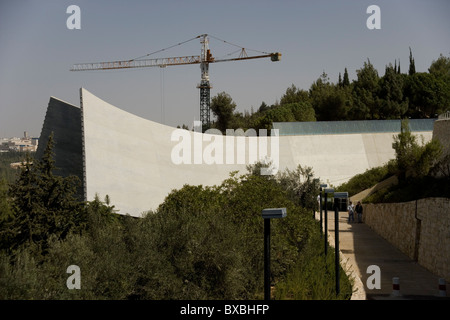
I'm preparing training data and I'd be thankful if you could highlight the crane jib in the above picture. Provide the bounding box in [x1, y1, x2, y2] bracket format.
[71, 56, 202, 71]
[70, 34, 280, 131]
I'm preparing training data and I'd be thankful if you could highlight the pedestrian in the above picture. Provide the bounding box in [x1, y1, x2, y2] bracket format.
[355, 201, 363, 223]
[347, 200, 354, 223]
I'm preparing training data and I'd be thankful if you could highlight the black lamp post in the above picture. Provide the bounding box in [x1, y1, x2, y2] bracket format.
[319, 184, 327, 236]
[333, 191, 348, 296]
[262, 208, 287, 300]
[323, 188, 334, 256]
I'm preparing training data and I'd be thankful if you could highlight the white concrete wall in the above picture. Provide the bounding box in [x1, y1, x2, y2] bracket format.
[80, 88, 432, 217]
[81, 89, 246, 216]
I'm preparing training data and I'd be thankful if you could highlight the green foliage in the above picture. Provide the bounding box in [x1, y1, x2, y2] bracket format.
[0, 151, 26, 184]
[210, 92, 237, 133]
[0, 179, 12, 221]
[392, 119, 442, 180]
[279, 84, 310, 105]
[342, 68, 350, 87]
[364, 175, 450, 204]
[3, 134, 86, 253]
[310, 72, 352, 121]
[274, 237, 353, 300]
[352, 59, 380, 119]
[255, 105, 296, 130]
[378, 64, 408, 119]
[0, 159, 352, 299]
[409, 47, 416, 76]
[336, 164, 394, 196]
[429, 54, 450, 80]
[276, 165, 319, 209]
[288, 102, 316, 122]
[405, 72, 449, 118]
[339, 119, 446, 203]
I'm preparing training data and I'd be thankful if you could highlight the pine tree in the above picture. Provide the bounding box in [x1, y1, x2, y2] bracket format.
[5, 133, 86, 252]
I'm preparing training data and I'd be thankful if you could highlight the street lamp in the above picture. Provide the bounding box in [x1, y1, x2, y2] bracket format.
[262, 208, 287, 300]
[333, 191, 348, 296]
[319, 184, 328, 236]
[323, 188, 334, 256]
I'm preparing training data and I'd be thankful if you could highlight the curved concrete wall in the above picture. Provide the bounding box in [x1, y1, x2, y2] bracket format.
[38, 88, 433, 217]
[81, 89, 247, 216]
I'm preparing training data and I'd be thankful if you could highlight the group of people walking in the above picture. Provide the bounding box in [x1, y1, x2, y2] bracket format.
[347, 200, 363, 223]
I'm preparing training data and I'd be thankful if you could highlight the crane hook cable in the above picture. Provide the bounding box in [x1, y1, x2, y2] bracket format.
[207, 34, 269, 55]
[130, 35, 201, 62]
[130, 34, 270, 62]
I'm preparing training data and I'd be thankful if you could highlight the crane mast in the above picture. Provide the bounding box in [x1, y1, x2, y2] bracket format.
[71, 34, 281, 131]
[198, 34, 212, 130]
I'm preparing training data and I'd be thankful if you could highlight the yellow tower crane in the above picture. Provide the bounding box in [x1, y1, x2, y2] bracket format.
[70, 34, 281, 131]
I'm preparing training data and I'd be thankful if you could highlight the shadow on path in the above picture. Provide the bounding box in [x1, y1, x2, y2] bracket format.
[317, 210, 450, 300]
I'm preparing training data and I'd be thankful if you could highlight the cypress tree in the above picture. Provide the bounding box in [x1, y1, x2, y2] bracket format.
[409, 47, 416, 75]
[343, 68, 350, 87]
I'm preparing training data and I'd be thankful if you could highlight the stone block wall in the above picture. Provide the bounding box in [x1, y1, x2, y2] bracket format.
[364, 198, 450, 281]
[416, 198, 450, 281]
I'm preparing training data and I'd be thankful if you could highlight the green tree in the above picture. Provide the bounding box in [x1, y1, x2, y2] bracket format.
[0, 179, 13, 250]
[342, 68, 350, 87]
[0, 179, 12, 220]
[409, 47, 416, 76]
[352, 59, 380, 119]
[405, 72, 448, 118]
[255, 105, 296, 131]
[280, 84, 310, 105]
[4, 134, 85, 252]
[429, 54, 450, 80]
[309, 71, 331, 119]
[310, 72, 351, 121]
[276, 164, 319, 209]
[210, 92, 237, 133]
[392, 120, 421, 180]
[392, 119, 442, 180]
[378, 64, 408, 119]
[288, 102, 316, 122]
[428, 54, 450, 114]
[258, 101, 270, 113]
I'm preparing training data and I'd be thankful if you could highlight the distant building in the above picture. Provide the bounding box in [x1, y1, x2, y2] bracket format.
[0, 132, 39, 152]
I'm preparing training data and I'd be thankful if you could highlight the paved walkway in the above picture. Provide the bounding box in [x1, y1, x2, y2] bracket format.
[316, 210, 450, 300]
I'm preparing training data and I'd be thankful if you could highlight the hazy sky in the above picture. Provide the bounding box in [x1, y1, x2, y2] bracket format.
[1, 0, 449, 138]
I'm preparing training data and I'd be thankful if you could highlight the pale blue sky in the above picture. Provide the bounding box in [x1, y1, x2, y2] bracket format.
[1, 0, 449, 137]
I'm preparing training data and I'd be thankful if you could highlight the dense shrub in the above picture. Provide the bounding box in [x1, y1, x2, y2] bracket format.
[0, 141, 352, 299]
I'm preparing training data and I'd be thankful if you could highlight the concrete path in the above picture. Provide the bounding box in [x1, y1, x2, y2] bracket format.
[316, 210, 450, 300]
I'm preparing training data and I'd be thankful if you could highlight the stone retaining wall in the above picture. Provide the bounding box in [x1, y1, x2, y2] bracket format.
[364, 198, 450, 282]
